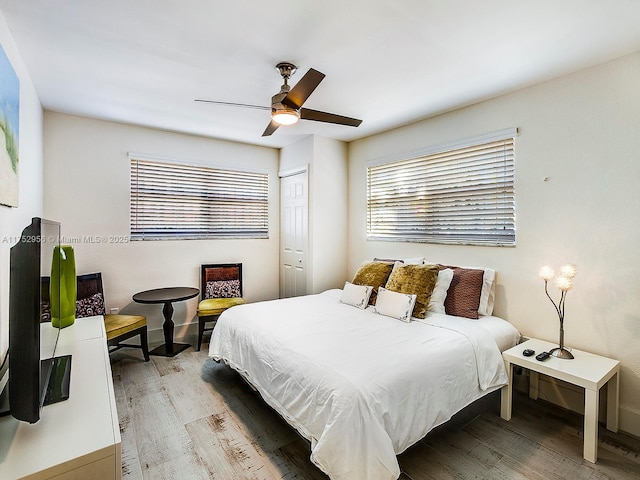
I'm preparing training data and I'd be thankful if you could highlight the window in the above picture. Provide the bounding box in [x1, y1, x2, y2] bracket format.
[130, 157, 269, 240]
[367, 131, 516, 246]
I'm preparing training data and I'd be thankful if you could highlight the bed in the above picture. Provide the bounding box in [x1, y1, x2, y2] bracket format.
[209, 261, 520, 480]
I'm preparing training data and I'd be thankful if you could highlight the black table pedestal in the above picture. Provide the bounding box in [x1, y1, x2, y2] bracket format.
[148, 342, 191, 357]
[132, 287, 200, 358]
[147, 301, 191, 357]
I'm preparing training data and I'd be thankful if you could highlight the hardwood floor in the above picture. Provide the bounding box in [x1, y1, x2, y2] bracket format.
[111, 339, 640, 480]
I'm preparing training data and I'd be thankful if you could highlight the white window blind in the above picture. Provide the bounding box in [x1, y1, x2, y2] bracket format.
[367, 137, 515, 246]
[130, 158, 269, 240]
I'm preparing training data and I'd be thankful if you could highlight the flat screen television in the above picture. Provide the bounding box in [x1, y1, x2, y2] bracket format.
[0, 217, 72, 423]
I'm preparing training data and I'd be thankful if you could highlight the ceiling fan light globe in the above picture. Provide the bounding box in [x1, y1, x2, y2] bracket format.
[271, 105, 300, 125]
[272, 113, 298, 125]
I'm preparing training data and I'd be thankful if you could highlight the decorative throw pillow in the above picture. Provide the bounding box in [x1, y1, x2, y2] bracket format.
[374, 287, 417, 323]
[76, 292, 106, 318]
[351, 261, 395, 305]
[206, 279, 241, 299]
[339, 282, 373, 309]
[427, 268, 454, 314]
[384, 262, 439, 319]
[439, 265, 485, 319]
[427, 260, 496, 316]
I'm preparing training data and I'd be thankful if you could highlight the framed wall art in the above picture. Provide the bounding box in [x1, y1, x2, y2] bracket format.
[0, 42, 19, 208]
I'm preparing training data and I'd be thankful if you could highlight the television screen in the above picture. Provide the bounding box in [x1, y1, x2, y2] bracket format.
[1, 217, 71, 423]
[39, 222, 59, 402]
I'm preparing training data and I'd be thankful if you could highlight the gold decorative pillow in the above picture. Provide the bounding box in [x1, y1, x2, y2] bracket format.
[351, 261, 395, 305]
[384, 262, 439, 319]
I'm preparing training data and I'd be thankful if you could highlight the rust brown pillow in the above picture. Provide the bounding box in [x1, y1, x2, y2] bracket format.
[352, 261, 395, 305]
[439, 265, 484, 319]
[384, 262, 439, 319]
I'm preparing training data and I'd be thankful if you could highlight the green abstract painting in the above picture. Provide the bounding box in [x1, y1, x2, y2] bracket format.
[0, 43, 19, 207]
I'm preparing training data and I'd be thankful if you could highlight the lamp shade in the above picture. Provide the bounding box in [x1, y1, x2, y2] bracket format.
[555, 276, 573, 291]
[560, 264, 577, 278]
[538, 265, 554, 281]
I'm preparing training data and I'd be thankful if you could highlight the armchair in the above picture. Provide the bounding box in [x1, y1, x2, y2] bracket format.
[197, 263, 246, 351]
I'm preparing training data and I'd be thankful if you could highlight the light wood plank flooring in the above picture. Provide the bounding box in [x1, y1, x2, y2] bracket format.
[111, 340, 640, 480]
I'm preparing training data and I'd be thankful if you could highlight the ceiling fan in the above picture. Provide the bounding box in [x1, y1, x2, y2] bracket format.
[195, 62, 362, 137]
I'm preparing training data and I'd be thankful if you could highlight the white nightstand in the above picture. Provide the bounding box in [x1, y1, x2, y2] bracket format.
[500, 338, 620, 463]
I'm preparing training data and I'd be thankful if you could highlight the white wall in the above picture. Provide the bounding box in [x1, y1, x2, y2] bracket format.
[43, 112, 279, 340]
[310, 136, 348, 293]
[280, 135, 348, 294]
[0, 11, 43, 368]
[279, 135, 313, 174]
[348, 51, 640, 436]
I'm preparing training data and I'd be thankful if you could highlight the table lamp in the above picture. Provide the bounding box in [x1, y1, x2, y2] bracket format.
[538, 264, 577, 359]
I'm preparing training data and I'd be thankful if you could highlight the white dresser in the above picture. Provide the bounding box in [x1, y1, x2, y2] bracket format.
[0, 316, 121, 479]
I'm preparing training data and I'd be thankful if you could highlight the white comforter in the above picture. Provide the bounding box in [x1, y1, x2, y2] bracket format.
[209, 289, 511, 480]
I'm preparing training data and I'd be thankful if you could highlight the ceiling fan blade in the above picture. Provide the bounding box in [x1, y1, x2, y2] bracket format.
[194, 99, 270, 111]
[300, 108, 362, 127]
[262, 119, 280, 137]
[282, 68, 325, 109]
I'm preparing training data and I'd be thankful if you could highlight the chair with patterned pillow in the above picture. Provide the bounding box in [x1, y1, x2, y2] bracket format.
[76, 272, 150, 361]
[197, 263, 246, 351]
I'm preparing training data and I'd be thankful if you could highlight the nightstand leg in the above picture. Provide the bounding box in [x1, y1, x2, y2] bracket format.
[500, 361, 513, 421]
[606, 372, 619, 432]
[529, 371, 540, 400]
[584, 388, 599, 463]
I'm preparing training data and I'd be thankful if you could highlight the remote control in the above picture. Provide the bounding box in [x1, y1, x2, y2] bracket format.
[535, 351, 550, 361]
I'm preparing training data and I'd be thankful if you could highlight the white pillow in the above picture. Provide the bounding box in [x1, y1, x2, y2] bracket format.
[340, 282, 373, 309]
[402, 256, 424, 265]
[427, 268, 454, 314]
[479, 269, 496, 316]
[374, 287, 417, 323]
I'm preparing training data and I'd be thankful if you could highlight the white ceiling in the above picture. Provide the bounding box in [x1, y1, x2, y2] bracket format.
[1, 0, 640, 149]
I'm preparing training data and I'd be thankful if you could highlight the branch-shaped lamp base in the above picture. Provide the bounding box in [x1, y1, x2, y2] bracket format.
[551, 324, 574, 359]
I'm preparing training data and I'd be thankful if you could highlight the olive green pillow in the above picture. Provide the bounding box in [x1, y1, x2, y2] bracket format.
[384, 262, 439, 319]
[351, 261, 395, 305]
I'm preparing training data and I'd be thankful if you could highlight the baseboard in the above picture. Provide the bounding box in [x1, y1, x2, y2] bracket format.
[514, 368, 640, 438]
[619, 405, 640, 439]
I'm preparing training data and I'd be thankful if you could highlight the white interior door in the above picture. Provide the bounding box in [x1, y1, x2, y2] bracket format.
[280, 171, 308, 298]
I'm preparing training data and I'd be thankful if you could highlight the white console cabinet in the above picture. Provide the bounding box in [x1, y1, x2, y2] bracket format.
[0, 316, 121, 479]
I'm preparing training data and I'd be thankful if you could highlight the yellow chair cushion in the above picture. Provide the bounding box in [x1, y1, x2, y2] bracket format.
[198, 297, 246, 317]
[104, 314, 147, 341]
